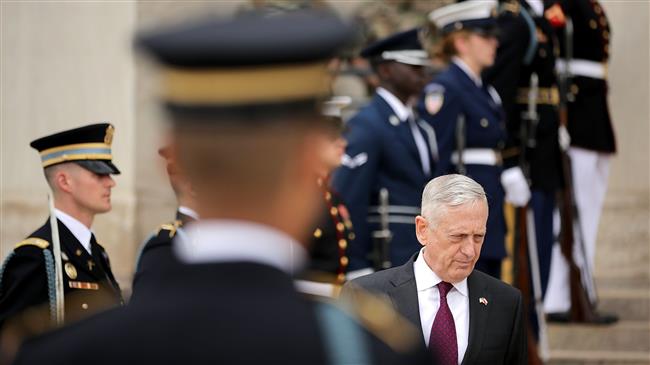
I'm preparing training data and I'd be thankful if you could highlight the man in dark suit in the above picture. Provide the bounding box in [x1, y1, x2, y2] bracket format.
[332, 28, 437, 277]
[0, 123, 123, 360]
[343, 174, 526, 365]
[11, 10, 428, 365]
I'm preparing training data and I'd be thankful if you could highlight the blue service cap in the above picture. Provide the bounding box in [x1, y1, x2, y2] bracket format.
[136, 10, 355, 116]
[360, 28, 430, 66]
[429, 0, 499, 36]
[30, 123, 120, 175]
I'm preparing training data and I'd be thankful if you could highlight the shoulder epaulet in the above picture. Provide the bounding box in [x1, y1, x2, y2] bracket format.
[344, 288, 421, 353]
[156, 220, 183, 238]
[15, 237, 50, 250]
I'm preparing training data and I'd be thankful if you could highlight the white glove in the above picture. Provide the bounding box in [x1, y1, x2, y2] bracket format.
[501, 167, 531, 207]
[558, 125, 571, 151]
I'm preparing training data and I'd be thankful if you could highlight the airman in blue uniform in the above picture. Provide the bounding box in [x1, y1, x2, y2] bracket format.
[332, 28, 437, 276]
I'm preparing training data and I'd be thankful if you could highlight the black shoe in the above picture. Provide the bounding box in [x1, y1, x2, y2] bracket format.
[546, 311, 618, 325]
[546, 311, 570, 323]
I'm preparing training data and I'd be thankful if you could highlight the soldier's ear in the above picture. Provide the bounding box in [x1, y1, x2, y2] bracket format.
[54, 169, 74, 194]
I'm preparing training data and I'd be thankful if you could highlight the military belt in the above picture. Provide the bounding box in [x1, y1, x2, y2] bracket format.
[516, 87, 560, 106]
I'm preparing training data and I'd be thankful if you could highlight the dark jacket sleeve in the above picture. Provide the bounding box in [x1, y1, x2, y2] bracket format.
[331, 113, 381, 271]
[505, 290, 527, 365]
[0, 247, 49, 329]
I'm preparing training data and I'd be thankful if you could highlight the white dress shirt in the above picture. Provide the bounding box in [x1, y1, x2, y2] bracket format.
[414, 248, 469, 365]
[175, 219, 307, 275]
[178, 206, 199, 221]
[376, 87, 432, 175]
[54, 208, 93, 255]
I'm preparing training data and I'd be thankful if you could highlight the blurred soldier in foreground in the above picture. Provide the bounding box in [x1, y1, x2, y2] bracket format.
[12, 10, 427, 365]
[419, 0, 531, 279]
[0, 124, 123, 360]
[130, 145, 198, 298]
[332, 28, 436, 277]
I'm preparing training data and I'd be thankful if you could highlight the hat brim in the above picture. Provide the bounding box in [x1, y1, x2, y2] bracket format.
[75, 160, 121, 175]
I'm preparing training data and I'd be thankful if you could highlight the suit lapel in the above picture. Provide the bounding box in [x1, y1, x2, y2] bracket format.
[461, 271, 490, 365]
[386, 254, 426, 348]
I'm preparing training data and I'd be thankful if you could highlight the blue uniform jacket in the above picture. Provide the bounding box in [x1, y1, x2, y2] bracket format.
[332, 93, 436, 271]
[417, 62, 508, 260]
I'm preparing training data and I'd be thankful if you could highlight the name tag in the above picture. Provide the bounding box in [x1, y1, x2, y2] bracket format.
[68, 281, 99, 290]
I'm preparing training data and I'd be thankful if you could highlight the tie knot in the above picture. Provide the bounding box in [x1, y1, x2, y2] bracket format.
[438, 281, 453, 298]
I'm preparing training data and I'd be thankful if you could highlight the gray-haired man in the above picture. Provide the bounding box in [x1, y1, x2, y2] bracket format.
[342, 174, 526, 365]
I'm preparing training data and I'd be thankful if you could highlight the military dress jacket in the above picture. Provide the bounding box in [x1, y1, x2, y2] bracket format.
[512, 9, 565, 192]
[131, 210, 195, 297]
[303, 183, 355, 285]
[557, 0, 616, 153]
[332, 93, 436, 271]
[417, 62, 508, 260]
[0, 219, 122, 330]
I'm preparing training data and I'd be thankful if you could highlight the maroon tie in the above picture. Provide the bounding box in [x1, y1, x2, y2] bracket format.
[429, 281, 457, 365]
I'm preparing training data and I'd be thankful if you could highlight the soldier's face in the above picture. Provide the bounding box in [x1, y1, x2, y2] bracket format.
[68, 164, 116, 215]
[465, 33, 498, 69]
[388, 62, 428, 97]
[415, 201, 487, 283]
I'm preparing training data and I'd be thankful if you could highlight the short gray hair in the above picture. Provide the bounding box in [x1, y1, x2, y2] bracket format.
[421, 174, 487, 226]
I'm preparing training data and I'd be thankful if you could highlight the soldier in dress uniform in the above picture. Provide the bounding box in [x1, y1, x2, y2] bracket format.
[543, 0, 617, 322]
[418, 0, 531, 279]
[332, 28, 437, 278]
[12, 10, 429, 365]
[130, 145, 198, 298]
[0, 123, 123, 359]
[296, 97, 356, 297]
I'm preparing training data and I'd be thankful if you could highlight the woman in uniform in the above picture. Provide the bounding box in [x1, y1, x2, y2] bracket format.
[418, 0, 530, 279]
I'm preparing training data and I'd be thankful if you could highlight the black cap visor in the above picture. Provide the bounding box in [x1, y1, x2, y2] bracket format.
[75, 160, 121, 175]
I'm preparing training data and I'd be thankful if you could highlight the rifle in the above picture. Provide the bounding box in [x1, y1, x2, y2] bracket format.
[514, 72, 547, 364]
[556, 18, 599, 322]
[371, 188, 393, 271]
[455, 114, 466, 175]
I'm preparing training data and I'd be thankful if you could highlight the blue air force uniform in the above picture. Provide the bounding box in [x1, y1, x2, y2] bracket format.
[332, 28, 435, 273]
[333, 92, 435, 272]
[418, 61, 508, 266]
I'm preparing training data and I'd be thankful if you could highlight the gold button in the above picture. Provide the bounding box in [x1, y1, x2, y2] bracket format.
[337, 273, 346, 283]
[570, 84, 579, 95]
[480, 118, 489, 128]
[349, 232, 355, 240]
[313, 228, 322, 238]
[340, 256, 349, 266]
[590, 19, 597, 29]
[603, 30, 610, 40]
[338, 239, 347, 249]
[594, 5, 602, 14]
[81, 303, 88, 310]
[330, 207, 338, 216]
[345, 220, 353, 229]
[325, 192, 332, 201]
[336, 222, 345, 232]
[75, 249, 82, 256]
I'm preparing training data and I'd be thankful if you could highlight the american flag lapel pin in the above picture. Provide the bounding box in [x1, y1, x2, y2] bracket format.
[479, 297, 488, 306]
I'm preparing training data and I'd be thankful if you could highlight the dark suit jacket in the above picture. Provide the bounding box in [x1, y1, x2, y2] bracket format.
[343, 254, 526, 365]
[13, 261, 429, 365]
